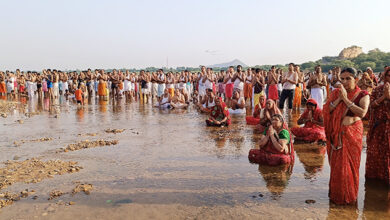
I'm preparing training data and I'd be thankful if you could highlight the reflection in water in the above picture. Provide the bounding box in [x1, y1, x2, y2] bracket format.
[258, 164, 293, 199]
[363, 179, 390, 219]
[99, 99, 108, 113]
[327, 203, 359, 220]
[76, 107, 85, 122]
[294, 143, 326, 179]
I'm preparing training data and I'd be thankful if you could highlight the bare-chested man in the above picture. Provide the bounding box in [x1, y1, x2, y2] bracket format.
[308, 65, 327, 109]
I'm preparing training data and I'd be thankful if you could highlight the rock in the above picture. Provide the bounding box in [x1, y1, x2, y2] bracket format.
[72, 183, 93, 195]
[13, 156, 21, 160]
[46, 206, 55, 212]
[16, 119, 24, 124]
[338, 45, 363, 59]
[68, 201, 75, 205]
[0, 113, 7, 118]
[32, 196, 38, 200]
[42, 212, 48, 216]
[105, 129, 125, 134]
[21, 190, 29, 198]
[48, 190, 64, 200]
[63, 140, 119, 152]
[305, 199, 316, 204]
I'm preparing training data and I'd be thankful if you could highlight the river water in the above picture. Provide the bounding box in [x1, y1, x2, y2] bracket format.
[0, 96, 389, 220]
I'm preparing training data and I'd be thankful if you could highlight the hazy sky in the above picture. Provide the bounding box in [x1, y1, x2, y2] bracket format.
[1, 0, 390, 70]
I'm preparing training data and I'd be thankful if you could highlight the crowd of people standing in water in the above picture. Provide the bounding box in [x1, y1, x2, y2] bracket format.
[0, 64, 389, 206]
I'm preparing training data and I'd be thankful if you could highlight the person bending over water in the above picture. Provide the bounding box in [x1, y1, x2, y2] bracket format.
[323, 67, 369, 205]
[206, 97, 231, 127]
[291, 99, 326, 143]
[248, 114, 294, 165]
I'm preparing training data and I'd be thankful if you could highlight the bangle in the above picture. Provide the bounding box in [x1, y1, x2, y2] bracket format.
[330, 102, 336, 108]
[347, 102, 355, 108]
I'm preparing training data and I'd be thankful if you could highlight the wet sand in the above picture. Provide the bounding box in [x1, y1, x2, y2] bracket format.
[0, 96, 389, 220]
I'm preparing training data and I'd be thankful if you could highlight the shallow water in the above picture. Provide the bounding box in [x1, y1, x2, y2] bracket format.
[0, 95, 389, 220]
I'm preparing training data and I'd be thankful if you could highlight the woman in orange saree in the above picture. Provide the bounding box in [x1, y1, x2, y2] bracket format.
[366, 69, 390, 185]
[323, 67, 370, 205]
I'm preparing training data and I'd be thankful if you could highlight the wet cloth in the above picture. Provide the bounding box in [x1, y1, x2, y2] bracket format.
[98, 82, 107, 96]
[225, 83, 234, 98]
[293, 84, 302, 108]
[244, 83, 253, 98]
[157, 84, 165, 97]
[268, 84, 278, 100]
[291, 99, 326, 142]
[310, 87, 324, 109]
[366, 84, 390, 185]
[0, 81, 6, 93]
[323, 87, 363, 205]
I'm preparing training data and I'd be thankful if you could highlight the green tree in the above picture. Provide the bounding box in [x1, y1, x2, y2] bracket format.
[358, 61, 376, 71]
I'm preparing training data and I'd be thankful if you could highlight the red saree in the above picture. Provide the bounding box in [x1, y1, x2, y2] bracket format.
[249, 124, 295, 166]
[366, 84, 390, 185]
[323, 87, 364, 205]
[246, 95, 266, 125]
[291, 99, 326, 142]
[206, 97, 231, 126]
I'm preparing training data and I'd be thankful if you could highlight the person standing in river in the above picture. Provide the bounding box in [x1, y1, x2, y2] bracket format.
[307, 65, 327, 109]
[279, 63, 298, 117]
[323, 67, 370, 205]
[365, 68, 390, 185]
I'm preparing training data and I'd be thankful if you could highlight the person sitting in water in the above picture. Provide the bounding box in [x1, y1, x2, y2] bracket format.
[170, 88, 188, 109]
[155, 88, 171, 108]
[291, 98, 326, 143]
[198, 88, 215, 113]
[246, 93, 266, 125]
[248, 114, 294, 165]
[257, 99, 282, 133]
[206, 97, 231, 127]
[228, 90, 246, 114]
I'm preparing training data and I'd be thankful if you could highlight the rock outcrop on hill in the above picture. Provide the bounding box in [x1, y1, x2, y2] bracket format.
[338, 46, 363, 59]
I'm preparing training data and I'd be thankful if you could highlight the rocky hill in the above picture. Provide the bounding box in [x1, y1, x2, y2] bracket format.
[338, 45, 363, 59]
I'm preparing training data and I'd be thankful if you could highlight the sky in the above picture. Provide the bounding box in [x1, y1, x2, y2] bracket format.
[1, 0, 390, 70]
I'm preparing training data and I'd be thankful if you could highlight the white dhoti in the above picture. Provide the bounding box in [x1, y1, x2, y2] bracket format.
[27, 82, 35, 97]
[311, 87, 324, 109]
[53, 83, 59, 98]
[124, 80, 130, 91]
[157, 84, 165, 97]
[152, 83, 158, 96]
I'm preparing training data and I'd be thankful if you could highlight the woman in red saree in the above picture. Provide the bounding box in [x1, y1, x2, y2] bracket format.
[246, 93, 266, 125]
[255, 99, 282, 133]
[291, 99, 326, 142]
[206, 97, 231, 127]
[366, 69, 390, 185]
[323, 67, 370, 205]
[248, 114, 294, 165]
